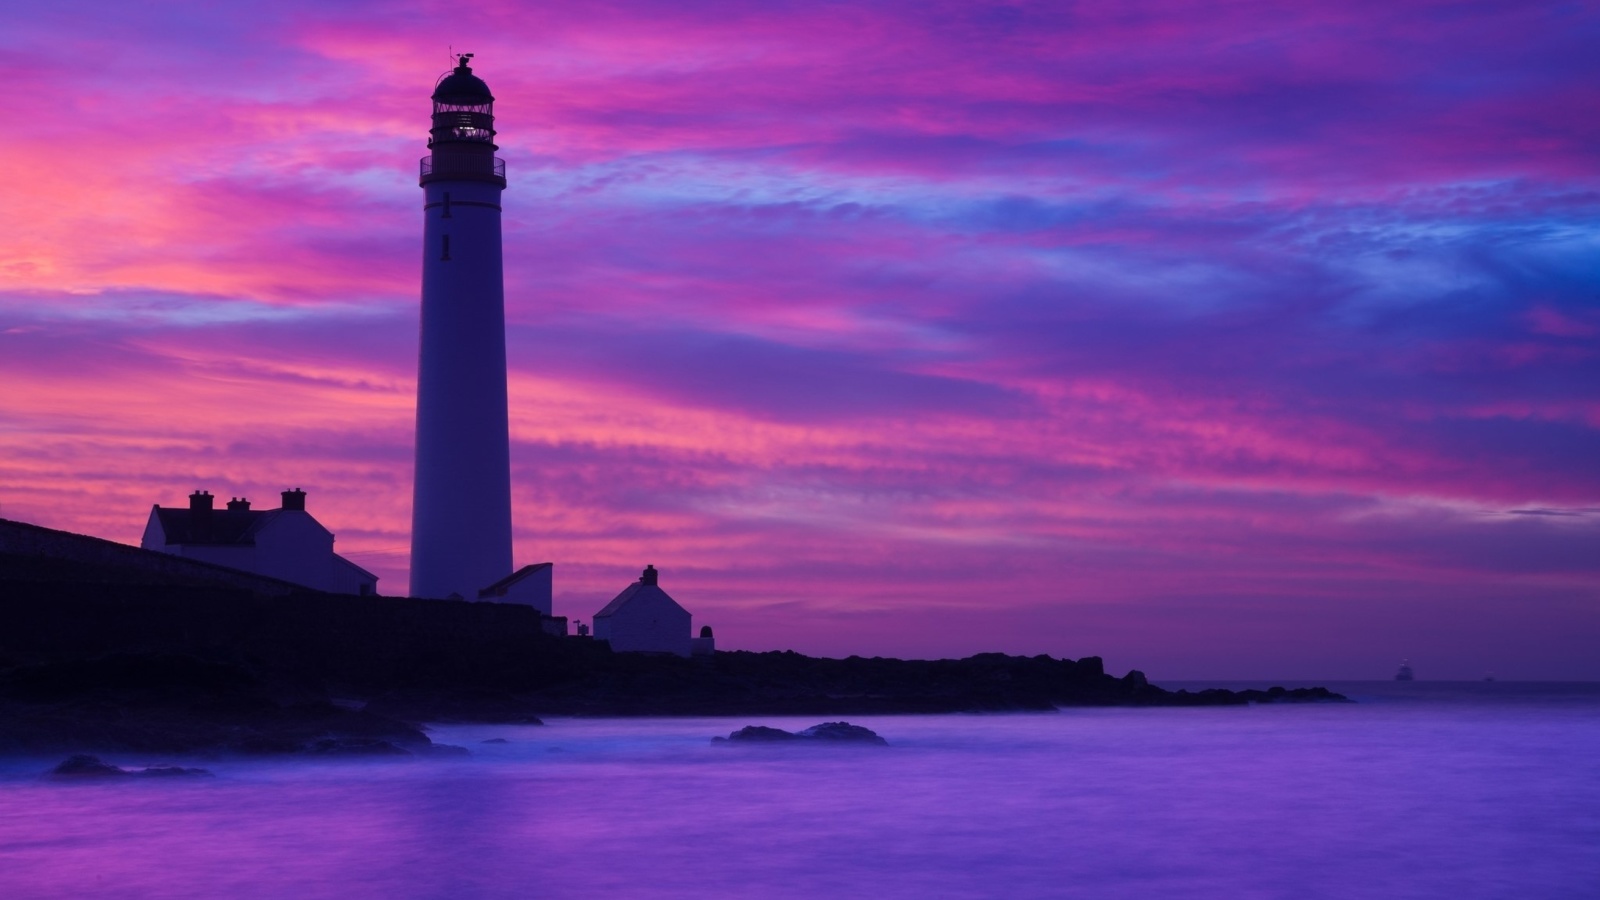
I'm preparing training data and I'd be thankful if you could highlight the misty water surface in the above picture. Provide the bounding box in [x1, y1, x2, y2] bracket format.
[1, 682, 1596, 898]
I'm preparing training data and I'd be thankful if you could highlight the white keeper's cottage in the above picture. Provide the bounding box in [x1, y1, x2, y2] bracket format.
[141, 489, 377, 596]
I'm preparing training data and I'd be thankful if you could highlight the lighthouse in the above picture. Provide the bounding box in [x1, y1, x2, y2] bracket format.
[409, 54, 514, 599]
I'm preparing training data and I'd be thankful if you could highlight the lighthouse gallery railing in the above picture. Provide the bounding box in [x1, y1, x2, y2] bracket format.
[419, 156, 506, 181]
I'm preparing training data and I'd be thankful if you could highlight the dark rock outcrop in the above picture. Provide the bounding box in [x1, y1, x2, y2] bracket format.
[714, 725, 799, 743]
[0, 654, 442, 758]
[1238, 686, 1346, 704]
[713, 721, 888, 745]
[47, 754, 211, 779]
[49, 754, 127, 778]
[796, 722, 889, 744]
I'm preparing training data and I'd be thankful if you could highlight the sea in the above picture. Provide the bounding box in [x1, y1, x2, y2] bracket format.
[1, 681, 1596, 899]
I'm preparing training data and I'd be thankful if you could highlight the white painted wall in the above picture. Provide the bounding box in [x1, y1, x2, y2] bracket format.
[252, 510, 336, 591]
[139, 509, 164, 550]
[167, 543, 255, 572]
[331, 555, 379, 596]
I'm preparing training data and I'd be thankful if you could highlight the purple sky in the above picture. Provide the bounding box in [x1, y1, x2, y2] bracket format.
[1, 1, 1596, 679]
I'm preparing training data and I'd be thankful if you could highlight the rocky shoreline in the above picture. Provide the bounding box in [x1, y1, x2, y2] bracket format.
[1, 530, 1347, 759]
[0, 649, 1347, 759]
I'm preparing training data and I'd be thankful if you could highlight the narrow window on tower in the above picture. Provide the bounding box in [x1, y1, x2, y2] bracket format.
[441, 235, 451, 261]
[442, 192, 452, 218]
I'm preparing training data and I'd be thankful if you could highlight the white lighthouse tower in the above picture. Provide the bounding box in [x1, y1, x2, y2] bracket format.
[409, 54, 514, 599]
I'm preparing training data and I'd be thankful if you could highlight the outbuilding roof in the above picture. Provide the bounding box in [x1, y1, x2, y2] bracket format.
[478, 562, 552, 598]
[594, 566, 689, 620]
[332, 552, 379, 583]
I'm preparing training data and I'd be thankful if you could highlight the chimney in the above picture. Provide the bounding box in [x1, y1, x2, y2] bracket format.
[281, 488, 306, 511]
[189, 490, 213, 541]
[226, 497, 251, 512]
[640, 564, 658, 586]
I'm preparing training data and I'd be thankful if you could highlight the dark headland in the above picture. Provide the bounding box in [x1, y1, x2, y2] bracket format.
[0, 518, 1345, 757]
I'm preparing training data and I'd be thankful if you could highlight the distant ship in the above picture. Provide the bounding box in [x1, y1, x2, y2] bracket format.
[1395, 660, 1414, 681]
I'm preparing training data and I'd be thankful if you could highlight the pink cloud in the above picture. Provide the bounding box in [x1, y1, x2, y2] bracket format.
[1, 0, 1596, 677]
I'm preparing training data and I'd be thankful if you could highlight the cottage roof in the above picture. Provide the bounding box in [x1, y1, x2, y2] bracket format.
[594, 582, 689, 620]
[152, 506, 283, 546]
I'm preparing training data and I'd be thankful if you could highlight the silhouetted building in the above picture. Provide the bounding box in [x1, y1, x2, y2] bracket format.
[141, 489, 376, 595]
[478, 562, 554, 616]
[593, 565, 702, 657]
[410, 53, 517, 601]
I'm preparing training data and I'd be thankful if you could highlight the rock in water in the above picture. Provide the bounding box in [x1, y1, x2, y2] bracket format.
[714, 725, 800, 743]
[794, 722, 889, 745]
[48, 754, 128, 778]
[713, 722, 888, 745]
[45, 756, 212, 779]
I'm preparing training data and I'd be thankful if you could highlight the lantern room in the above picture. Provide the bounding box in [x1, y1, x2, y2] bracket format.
[420, 53, 505, 187]
[430, 53, 496, 146]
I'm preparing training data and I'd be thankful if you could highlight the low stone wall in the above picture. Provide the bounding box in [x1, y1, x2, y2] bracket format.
[0, 518, 300, 595]
[0, 579, 563, 692]
[0, 519, 579, 694]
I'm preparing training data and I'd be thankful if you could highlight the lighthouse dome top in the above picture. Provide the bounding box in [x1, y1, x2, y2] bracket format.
[433, 56, 494, 104]
[425, 52, 500, 157]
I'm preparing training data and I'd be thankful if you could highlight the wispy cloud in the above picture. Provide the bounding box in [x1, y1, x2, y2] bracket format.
[1, 0, 1596, 677]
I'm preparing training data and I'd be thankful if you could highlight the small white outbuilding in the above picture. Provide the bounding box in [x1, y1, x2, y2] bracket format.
[592, 565, 698, 657]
